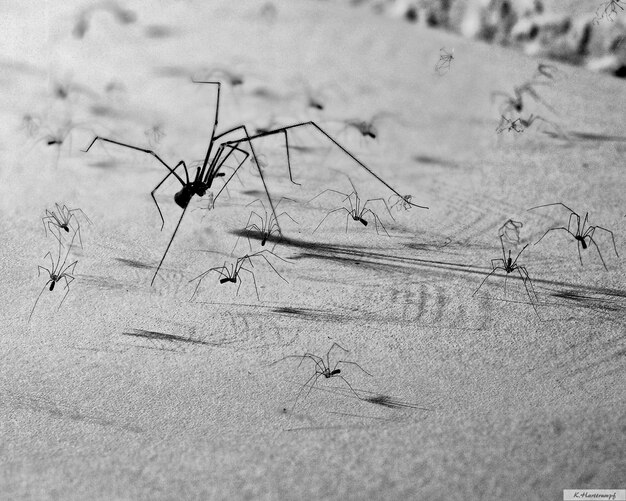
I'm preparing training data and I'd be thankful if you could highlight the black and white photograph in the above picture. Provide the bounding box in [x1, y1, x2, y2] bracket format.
[1, 0, 625, 499]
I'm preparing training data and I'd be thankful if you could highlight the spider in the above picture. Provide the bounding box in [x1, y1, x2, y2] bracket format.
[498, 218, 524, 245]
[595, 0, 623, 22]
[42, 203, 92, 248]
[83, 80, 276, 285]
[340, 112, 396, 141]
[491, 80, 557, 116]
[496, 114, 566, 138]
[233, 198, 298, 253]
[528, 202, 619, 270]
[29, 230, 79, 322]
[435, 47, 454, 75]
[270, 342, 373, 412]
[85, 81, 427, 284]
[310, 180, 395, 236]
[473, 236, 539, 315]
[189, 250, 288, 301]
[388, 193, 415, 212]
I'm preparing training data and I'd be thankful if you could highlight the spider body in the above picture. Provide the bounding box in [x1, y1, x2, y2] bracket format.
[234, 198, 297, 253]
[529, 202, 619, 270]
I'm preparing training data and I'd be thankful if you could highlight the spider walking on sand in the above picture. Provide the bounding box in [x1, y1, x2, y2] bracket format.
[491, 80, 557, 116]
[310, 179, 395, 236]
[435, 47, 454, 75]
[29, 230, 79, 322]
[474, 236, 539, 315]
[271, 342, 373, 412]
[595, 0, 623, 22]
[42, 203, 92, 248]
[189, 250, 289, 301]
[528, 202, 619, 270]
[233, 198, 298, 253]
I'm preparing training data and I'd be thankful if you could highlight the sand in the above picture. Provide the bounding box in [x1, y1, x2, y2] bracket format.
[0, 1, 625, 499]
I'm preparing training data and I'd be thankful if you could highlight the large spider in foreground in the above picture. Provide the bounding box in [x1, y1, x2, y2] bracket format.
[84, 80, 427, 285]
[474, 236, 539, 316]
[528, 202, 619, 270]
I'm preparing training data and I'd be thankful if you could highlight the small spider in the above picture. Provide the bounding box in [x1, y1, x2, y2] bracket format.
[435, 47, 454, 75]
[310, 180, 395, 236]
[491, 80, 557, 116]
[498, 219, 524, 245]
[474, 236, 539, 315]
[42, 203, 92, 248]
[233, 198, 298, 253]
[29, 231, 79, 322]
[270, 342, 373, 412]
[496, 114, 566, 138]
[189, 250, 288, 301]
[528, 202, 619, 270]
[388, 194, 415, 212]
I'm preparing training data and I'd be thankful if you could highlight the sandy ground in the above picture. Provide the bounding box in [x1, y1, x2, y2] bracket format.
[1, 1, 625, 499]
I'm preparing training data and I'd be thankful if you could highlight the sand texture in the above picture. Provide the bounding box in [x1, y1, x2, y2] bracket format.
[0, 1, 625, 499]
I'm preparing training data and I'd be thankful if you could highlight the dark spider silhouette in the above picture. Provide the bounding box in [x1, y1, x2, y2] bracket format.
[271, 342, 373, 412]
[528, 202, 619, 270]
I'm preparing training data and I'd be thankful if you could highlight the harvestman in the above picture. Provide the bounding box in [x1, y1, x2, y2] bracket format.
[29, 230, 79, 322]
[528, 202, 619, 270]
[474, 236, 539, 315]
[271, 342, 373, 412]
[85, 81, 427, 284]
[42, 203, 92, 248]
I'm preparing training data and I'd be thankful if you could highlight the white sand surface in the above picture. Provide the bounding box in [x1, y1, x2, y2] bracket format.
[1, 1, 625, 499]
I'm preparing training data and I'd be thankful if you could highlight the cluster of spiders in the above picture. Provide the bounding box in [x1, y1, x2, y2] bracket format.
[30, 204, 91, 322]
[492, 63, 566, 138]
[474, 204, 619, 318]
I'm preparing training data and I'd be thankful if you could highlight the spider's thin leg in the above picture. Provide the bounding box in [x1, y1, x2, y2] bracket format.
[308, 188, 351, 204]
[517, 266, 540, 318]
[313, 207, 351, 234]
[58, 275, 76, 310]
[83, 136, 188, 184]
[511, 243, 530, 267]
[473, 267, 504, 296]
[336, 360, 373, 377]
[534, 227, 571, 246]
[151, 204, 190, 286]
[239, 266, 260, 301]
[29, 281, 52, 323]
[150, 160, 188, 230]
[363, 208, 390, 237]
[363, 197, 396, 221]
[251, 252, 289, 283]
[292, 372, 322, 412]
[587, 235, 609, 271]
[591, 225, 620, 257]
[527, 202, 577, 215]
[335, 375, 366, 401]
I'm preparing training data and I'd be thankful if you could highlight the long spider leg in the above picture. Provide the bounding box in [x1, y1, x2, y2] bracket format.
[252, 253, 289, 283]
[473, 267, 504, 296]
[517, 267, 540, 318]
[308, 188, 351, 204]
[60, 260, 79, 277]
[83, 136, 188, 185]
[336, 360, 373, 377]
[363, 197, 396, 221]
[313, 207, 351, 233]
[66, 206, 93, 225]
[336, 375, 364, 401]
[282, 129, 300, 185]
[58, 275, 75, 310]
[587, 235, 609, 271]
[590, 225, 619, 257]
[151, 204, 190, 286]
[239, 267, 259, 301]
[150, 160, 188, 230]
[534, 227, 572, 245]
[29, 281, 52, 323]
[511, 244, 530, 267]
[362, 208, 390, 237]
[327, 342, 349, 364]
[292, 372, 322, 412]
[527, 202, 577, 215]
